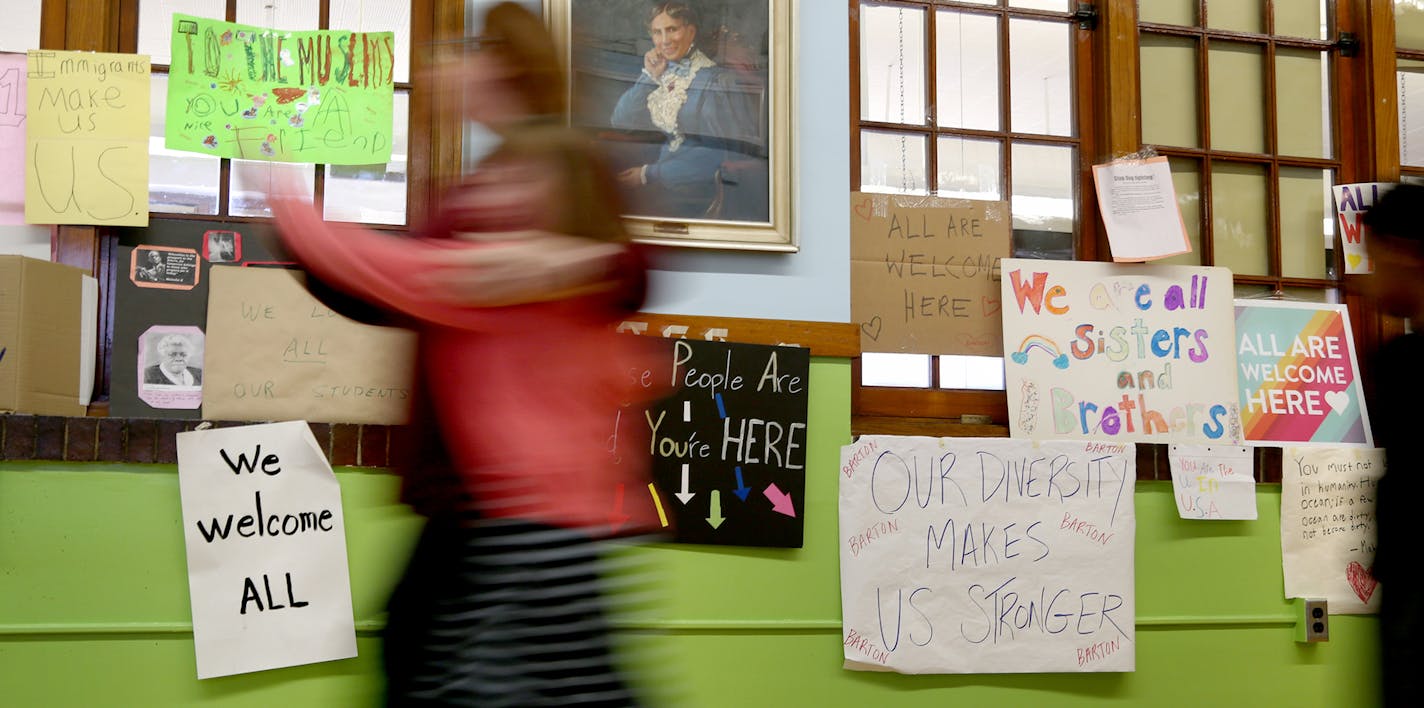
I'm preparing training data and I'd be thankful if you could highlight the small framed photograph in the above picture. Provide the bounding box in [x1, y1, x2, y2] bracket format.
[550, 0, 795, 251]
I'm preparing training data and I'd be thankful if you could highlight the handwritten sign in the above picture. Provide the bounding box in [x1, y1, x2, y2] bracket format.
[1090, 156, 1192, 262]
[1235, 300, 1371, 446]
[177, 421, 357, 678]
[202, 265, 416, 425]
[1001, 259, 1242, 445]
[25, 50, 149, 226]
[850, 192, 1011, 355]
[0, 53, 25, 224]
[1332, 182, 1392, 275]
[1280, 446, 1383, 614]
[165, 14, 394, 165]
[616, 339, 809, 547]
[839, 436, 1136, 673]
[1167, 444, 1255, 520]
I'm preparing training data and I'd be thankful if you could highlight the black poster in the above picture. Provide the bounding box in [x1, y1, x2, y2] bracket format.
[110, 220, 283, 418]
[626, 339, 810, 548]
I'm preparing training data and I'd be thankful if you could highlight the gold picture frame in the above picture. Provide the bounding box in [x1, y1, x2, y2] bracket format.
[547, 0, 795, 251]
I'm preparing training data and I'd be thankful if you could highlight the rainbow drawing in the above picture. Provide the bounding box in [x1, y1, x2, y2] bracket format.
[1010, 334, 1070, 369]
[1234, 301, 1371, 446]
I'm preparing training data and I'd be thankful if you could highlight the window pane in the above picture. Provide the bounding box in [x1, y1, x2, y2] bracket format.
[1211, 162, 1269, 276]
[1275, 49, 1331, 159]
[860, 3, 927, 125]
[1399, 59, 1424, 167]
[1209, 42, 1265, 153]
[1157, 157, 1203, 266]
[148, 74, 220, 214]
[861, 129, 929, 194]
[236, 0, 319, 29]
[1279, 167, 1332, 280]
[1205, 0, 1261, 34]
[862, 353, 931, 387]
[1139, 0, 1198, 26]
[331, 0, 411, 83]
[229, 160, 315, 216]
[323, 90, 408, 224]
[1010, 0, 1068, 12]
[1139, 34, 1199, 148]
[935, 10, 999, 131]
[1398, 0, 1424, 51]
[0, 0, 42, 52]
[1010, 142, 1074, 258]
[939, 355, 1005, 390]
[139, 0, 227, 65]
[1275, 0, 1328, 39]
[936, 136, 1001, 199]
[1008, 19, 1072, 137]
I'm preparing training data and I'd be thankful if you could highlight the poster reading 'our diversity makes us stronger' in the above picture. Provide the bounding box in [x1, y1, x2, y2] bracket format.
[165, 14, 393, 165]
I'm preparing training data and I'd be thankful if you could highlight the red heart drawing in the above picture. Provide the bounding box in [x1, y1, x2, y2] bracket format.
[1346, 561, 1378, 604]
[853, 197, 873, 221]
[982, 296, 1001, 317]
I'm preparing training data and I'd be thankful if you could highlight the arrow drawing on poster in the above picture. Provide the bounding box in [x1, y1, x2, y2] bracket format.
[764, 483, 795, 517]
[675, 463, 695, 504]
[734, 464, 757, 501]
[647, 483, 668, 527]
[706, 490, 725, 529]
[608, 483, 629, 533]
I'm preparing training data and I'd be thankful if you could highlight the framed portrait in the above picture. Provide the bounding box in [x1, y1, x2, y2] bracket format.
[549, 0, 795, 251]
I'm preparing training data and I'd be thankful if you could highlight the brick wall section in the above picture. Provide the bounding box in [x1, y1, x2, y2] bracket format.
[0, 414, 1286, 482]
[0, 415, 393, 468]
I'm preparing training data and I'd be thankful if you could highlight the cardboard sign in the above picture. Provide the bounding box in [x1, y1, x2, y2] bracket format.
[177, 421, 357, 678]
[1331, 182, 1392, 275]
[0, 52, 25, 224]
[26, 50, 149, 226]
[165, 14, 394, 165]
[1001, 259, 1242, 445]
[202, 266, 417, 425]
[851, 192, 1011, 355]
[1234, 300, 1371, 446]
[839, 436, 1136, 674]
[0, 256, 90, 416]
[1280, 446, 1383, 614]
[624, 339, 810, 547]
[1167, 444, 1256, 520]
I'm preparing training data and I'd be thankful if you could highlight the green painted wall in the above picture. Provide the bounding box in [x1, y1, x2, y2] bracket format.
[0, 359, 1380, 706]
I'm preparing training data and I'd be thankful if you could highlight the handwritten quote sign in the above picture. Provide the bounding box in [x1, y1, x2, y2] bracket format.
[1, 52, 25, 224]
[1167, 445, 1256, 520]
[1332, 182, 1391, 275]
[1001, 259, 1242, 445]
[850, 192, 1011, 355]
[165, 14, 394, 165]
[1280, 446, 1383, 614]
[615, 339, 809, 547]
[177, 421, 357, 678]
[202, 265, 416, 425]
[1235, 300, 1371, 446]
[839, 436, 1136, 673]
[26, 50, 149, 226]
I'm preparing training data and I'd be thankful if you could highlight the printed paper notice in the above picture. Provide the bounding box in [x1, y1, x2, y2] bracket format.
[1091, 157, 1192, 262]
[1280, 446, 1382, 614]
[840, 436, 1136, 674]
[177, 421, 358, 678]
[1168, 445, 1255, 520]
[26, 50, 150, 226]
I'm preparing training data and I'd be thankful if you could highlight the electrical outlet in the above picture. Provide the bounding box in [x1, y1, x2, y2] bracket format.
[1295, 598, 1329, 643]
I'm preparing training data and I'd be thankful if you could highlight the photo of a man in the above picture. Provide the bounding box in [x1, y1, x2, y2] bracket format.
[143, 332, 203, 387]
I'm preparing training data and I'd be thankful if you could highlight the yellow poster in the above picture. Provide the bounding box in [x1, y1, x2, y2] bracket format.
[25, 50, 150, 226]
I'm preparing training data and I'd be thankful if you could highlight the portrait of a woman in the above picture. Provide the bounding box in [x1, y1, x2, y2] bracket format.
[598, 1, 767, 222]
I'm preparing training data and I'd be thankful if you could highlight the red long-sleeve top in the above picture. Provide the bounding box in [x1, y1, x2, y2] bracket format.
[272, 198, 664, 533]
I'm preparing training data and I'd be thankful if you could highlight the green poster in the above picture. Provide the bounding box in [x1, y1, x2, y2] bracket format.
[165, 14, 394, 165]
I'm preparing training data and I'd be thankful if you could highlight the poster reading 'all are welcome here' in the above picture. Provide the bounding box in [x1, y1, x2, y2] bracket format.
[165, 14, 393, 165]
